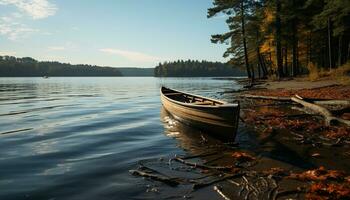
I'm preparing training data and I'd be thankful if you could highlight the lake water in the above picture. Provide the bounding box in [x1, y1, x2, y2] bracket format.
[0, 77, 242, 200]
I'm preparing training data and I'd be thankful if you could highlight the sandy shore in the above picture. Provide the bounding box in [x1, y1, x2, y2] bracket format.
[255, 77, 343, 90]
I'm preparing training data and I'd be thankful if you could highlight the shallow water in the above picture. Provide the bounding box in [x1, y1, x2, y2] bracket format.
[2, 77, 348, 200]
[0, 77, 241, 200]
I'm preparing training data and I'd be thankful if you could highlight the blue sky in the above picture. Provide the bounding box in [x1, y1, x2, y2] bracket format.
[0, 0, 228, 67]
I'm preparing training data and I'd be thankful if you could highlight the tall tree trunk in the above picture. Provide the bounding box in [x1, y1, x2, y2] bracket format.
[256, 47, 262, 78]
[338, 35, 342, 67]
[256, 29, 264, 79]
[240, 1, 252, 80]
[291, 19, 298, 76]
[257, 49, 266, 78]
[275, 0, 283, 78]
[307, 31, 311, 66]
[296, 44, 299, 73]
[269, 41, 273, 74]
[347, 41, 350, 62]
[283, 47, 288, 76]
[269, 48, 273, 75]
[328, 17, 333, 70]
[260, 54, 268, 77]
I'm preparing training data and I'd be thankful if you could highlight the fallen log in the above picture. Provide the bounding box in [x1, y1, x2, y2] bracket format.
[291, 95, 350, 127]
[313, 100, 350, 106]
[240, 94, 350, 106]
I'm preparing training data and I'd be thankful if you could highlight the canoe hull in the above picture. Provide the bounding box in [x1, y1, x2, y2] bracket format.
[160, 87, 239, 141]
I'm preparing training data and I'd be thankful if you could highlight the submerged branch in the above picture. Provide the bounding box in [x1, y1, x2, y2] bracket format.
[213, 185, 231, 200]
[173, 156, 236, 171]
[192, 173, 244, 190]
[129, 170, 180, 186]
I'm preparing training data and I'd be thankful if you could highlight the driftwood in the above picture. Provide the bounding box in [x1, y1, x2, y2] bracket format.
[129, 170, 180, 186]
[275, 189, 305, 199]
[213, 185, 231, 200]
[173, 157, 235, 171]
[240, 94, 291, 101]
[314, 100, 350, 106]
[291, 106, 314, 115]
[241, 94, 350, 106]
[192, 174, 243, 189]
[241, 93, 350, 127]
[181, 152, 217, 160]
[291, 95, 350, 127]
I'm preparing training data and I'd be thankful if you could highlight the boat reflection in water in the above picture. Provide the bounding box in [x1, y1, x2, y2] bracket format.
[160, 106, 236, 155]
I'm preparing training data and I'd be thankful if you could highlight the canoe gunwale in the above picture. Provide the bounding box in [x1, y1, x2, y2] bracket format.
[160, 87, 239, 109]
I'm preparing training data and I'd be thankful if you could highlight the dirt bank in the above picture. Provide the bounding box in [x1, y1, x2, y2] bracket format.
[232, 79, 350, 199]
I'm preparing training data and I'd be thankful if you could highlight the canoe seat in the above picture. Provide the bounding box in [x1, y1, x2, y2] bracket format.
[165, 92, 182, 96]
[193, 101, 213, 105]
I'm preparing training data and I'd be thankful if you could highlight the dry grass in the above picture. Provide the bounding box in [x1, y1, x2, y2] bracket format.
[307, 62, 350, 84]
[307, 62, 321, 81]
[330, 62, 350, 85]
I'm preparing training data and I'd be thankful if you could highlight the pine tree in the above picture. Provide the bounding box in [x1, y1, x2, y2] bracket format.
[208, 0, 255, 80]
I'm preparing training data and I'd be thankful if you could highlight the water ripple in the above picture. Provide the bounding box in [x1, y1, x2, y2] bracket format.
[0, 77, 239, 200]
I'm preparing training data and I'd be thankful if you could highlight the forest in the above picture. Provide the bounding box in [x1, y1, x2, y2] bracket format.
[0, 56, 122, 77]
[154, 59, 246, 77]
[208, 0, 350, 80]
[118, 67, 154, 76]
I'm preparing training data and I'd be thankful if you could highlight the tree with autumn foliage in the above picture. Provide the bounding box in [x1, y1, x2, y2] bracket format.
[209, 0, 350, 79]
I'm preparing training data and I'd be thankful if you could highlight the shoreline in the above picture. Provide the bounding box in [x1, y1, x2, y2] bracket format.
[235, 78, 350, 199]
[130, 78, 350, 200]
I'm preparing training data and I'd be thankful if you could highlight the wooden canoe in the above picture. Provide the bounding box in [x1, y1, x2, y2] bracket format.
[160, 87, 240, 141]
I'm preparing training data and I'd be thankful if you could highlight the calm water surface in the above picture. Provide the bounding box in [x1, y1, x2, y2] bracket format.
[0, 77, 242, 200]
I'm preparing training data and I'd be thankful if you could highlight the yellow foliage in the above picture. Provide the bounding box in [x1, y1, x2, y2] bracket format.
[260, 8, 274, 33]
[260, 38, 273, 53]
[331, 62, 350, 85]
[307, 62, 319, 81]
[307, 62, 350, 84]
[258, 7, 278, 71]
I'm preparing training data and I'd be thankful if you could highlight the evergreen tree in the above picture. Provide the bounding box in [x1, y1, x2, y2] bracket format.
[208, 0, 255, 80]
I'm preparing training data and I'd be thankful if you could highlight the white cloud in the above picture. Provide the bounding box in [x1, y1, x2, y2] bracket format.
[0, 0, 57, 40]
[48, 42, 77, 51]
[0, 0, 57, 19]
[0, 51, 16, 56]
[0, 15, 38, 40]
[99, 48, 162, 63]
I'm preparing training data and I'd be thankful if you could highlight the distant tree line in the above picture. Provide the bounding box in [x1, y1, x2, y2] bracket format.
[0, 56, 122, 77]
[154, 60, 246, 77]
[208, 0, 350, 80]
[118, 67, 154, 76]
